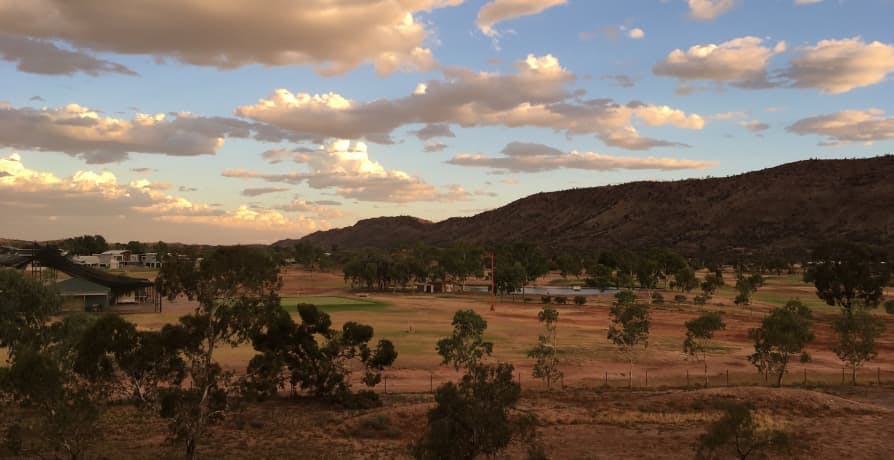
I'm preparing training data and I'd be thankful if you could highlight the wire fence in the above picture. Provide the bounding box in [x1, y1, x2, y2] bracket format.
[371, 366, 894, 395]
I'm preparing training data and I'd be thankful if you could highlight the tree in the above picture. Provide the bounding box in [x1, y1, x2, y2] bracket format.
[833, 306, 885, 384]
[0, 269, 61, 358]
[696, 402, 790, 460]
[125, 240, 146, 254]
[245, 303, 397, 400]
[683, 312, 726, 385]
[528, 306, 562, 389]
[746, 301, 814, 386]
[804, 241, 891, 311]
[607, 290, 650, 387]
[675, 266, 699, 292]
[557, 254, 583, 279]
[156, 246, 283, 459]
[585, 262, 613, 292]
[734, 277, 756, 306]
[441, 242, 484, 291]
[436, 310, 493, 370]
[701, 273, 724, 297]
[413, 363, 521, 460]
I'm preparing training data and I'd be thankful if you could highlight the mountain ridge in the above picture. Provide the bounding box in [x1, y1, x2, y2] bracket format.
[276, 156, 894, 258]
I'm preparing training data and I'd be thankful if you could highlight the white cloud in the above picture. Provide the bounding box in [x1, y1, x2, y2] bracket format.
[709, 111, 749, 120]
[0, 34, 136, 76]
[782, 37, 894, 94]
[0, 102, 299, 163]
[236, 54, 705, 150]
[445, 141, 718, 173]
[477, 0, 567, 36]
[794, 0, 823, 4]
[224, 140, 471, 203]
[688, 0, 737, 21]
[653, 36, 784, 90]
[786, 109, 894, 145]
[0, 153, 326, 241]
[627, 28, 645, 39]
[0, 0, 464, 76]
[274, 198, 344, 219]
[738, 120, 769, 132]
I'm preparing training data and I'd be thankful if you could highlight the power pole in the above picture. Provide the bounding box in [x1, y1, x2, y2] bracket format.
[490, 252, 495, 312]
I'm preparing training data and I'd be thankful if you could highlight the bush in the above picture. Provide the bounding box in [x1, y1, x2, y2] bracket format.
[523, 297, 533, 303]
[540, 296, 551, 304]
[674, 294, 687, 303]
[573, 296, 586, 305]
[651, 292, 664, 304]
[694, 295, 708, 305]
[347, 414, 402, 439]
[554, 295, 568, 305]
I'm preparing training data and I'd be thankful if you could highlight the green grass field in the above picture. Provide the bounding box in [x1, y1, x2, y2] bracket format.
[279, 295, 390, 313]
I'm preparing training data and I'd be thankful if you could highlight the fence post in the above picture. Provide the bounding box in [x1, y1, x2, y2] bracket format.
[604, 371, 608, 387]
[726, 369, 729, 386]
[803, 368, 807, 385]
[841, 368, 845, 385]
[644, 369, 648, 387]
[878, 367, 881, 385]
[686, 369, 689, 387]
[430, 373, 433, 394]
[384, 376, 387, 394]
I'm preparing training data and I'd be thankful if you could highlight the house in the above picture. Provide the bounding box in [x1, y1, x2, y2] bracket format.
[72, 255, 101, 267]
[55, 277, 111, 311]
[98, 250, 130, 269]
[140, 252, 161, 268]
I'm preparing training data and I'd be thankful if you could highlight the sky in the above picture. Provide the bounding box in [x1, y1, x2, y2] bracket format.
[1, 0, 893, 244]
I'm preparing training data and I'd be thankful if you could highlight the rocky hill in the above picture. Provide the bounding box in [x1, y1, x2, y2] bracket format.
[277, 156, 894, 259]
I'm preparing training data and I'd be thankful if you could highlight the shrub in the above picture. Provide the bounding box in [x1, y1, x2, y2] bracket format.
[540, 296, 551, 304]
[674, 294, 687, 303]
[554, 295, 568, 305]
[523, 297, 533, 303]
[573, 296, 586, 305]
[347, 414, 402, 439]
[694, 295, 708, 305]
[651, 292, 664, 304]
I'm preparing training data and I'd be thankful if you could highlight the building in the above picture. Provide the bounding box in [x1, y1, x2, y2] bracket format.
[72, 255, 101, 267]
[55, 277, 111, 311]
[97, 250, 129, 269]
[140, 252, 161, 268]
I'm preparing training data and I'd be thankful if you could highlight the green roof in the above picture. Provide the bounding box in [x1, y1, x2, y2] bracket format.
[54, 277, 111, 296]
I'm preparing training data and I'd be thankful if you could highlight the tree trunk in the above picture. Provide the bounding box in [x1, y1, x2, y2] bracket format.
[852, 365, 857, 385]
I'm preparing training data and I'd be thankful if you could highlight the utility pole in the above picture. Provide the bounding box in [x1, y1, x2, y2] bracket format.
[490, 252, 495, 312]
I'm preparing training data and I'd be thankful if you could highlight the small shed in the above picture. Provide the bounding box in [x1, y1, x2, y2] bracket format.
[55, 277, 111, 311]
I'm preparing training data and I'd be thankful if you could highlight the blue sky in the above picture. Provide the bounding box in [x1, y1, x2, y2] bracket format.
[1, 0, 892, 244]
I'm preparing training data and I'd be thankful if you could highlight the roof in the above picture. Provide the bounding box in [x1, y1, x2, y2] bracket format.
[0, 247, 153, 291]
[54, 277, 111, 296]
[101, 250, 129, 255]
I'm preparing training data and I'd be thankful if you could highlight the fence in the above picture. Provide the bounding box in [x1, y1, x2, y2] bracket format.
[370, 366, 894, 395]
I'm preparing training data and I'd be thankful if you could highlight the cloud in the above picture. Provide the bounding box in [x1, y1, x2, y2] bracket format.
[601, 74, 638, 88]
[445, 141, 718, 173]
[781, 37, 894, 94]
[424, 141, 448, 152]
[653, 36, 785, 90]
[0, 102, 303, 163]
[794, 0, 822, 4]
[313, 200, 342, 206]
[241, 186, 290, 197]
[709, 111, 749, 120]
[688, 0, 737, 20]
[0, 34, 136, 76]
[0, 1, 465, 76]
[738, 120, 769, 132]
[411, 123, 456, 140]
[223, 139, 471, 203]
[274, 198, 344, 219]
[237, 54, 705, 150]
[500, 178, 518, 184]
[130, 167, 157, 174]
[627, 28, 645, 39]
[786, 109, 894, 145]
[29, 95, 44, 102]
[178, 186, 198, 192]
[477, 0, 567, 36]
[0, 153, 326, 242]
[261, 147, 317, 164]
